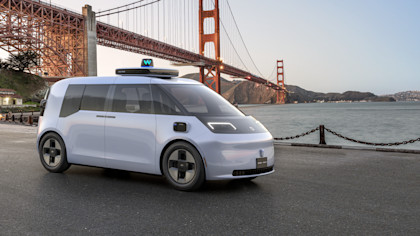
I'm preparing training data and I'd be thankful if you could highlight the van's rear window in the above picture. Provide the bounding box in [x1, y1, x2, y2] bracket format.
[80, 85, 110, 112]
[59, 85, 85, 117]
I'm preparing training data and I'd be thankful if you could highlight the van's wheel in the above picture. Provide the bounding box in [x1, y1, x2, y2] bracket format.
[39, 133, 71, 173]
[162, 142, 205, 191]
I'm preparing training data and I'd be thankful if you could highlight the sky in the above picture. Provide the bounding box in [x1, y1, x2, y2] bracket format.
[1, 0, 419, 95]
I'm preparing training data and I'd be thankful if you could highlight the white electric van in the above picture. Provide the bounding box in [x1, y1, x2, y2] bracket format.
[37, 61, 274, 190]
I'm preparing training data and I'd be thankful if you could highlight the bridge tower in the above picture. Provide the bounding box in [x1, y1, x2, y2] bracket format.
[199, 0, 221, 93]
[277, 60, 286, 104]
[82, 5, 98, 76]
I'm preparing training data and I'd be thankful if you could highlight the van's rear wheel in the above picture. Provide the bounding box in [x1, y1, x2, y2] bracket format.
[39, 133, 71, 173]
[162, 142, 205, 191]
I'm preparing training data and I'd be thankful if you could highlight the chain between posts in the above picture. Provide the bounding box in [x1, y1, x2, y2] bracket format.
[274, 125, 420, 147]
[274, 127, 319, 141]
[324, 127, 420, 147]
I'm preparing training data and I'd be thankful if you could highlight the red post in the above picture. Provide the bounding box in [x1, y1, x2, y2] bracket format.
[199, 0, 221, 93]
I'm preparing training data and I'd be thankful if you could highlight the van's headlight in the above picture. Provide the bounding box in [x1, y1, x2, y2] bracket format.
[198, 116, 268, 134]
[207, 122, 237, 132]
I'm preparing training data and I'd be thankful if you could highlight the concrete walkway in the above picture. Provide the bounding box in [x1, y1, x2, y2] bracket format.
[0, 123, 419, 235]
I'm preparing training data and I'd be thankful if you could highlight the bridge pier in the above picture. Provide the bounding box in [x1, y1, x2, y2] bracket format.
[82, 5, 98, 76]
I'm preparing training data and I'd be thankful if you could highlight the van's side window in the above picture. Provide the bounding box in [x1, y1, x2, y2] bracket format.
[59, 84, 85, 117]
[80, 85, 110, 111]
[111, 85, 152, 114]
[151, 85, 182, 115]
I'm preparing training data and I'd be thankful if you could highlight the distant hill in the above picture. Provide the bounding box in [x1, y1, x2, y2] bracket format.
[181, 73, 395, 104]
[386, 91, 420, 101]
[286, 85, 395, 103]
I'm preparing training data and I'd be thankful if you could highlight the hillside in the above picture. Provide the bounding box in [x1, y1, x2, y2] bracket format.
[0, 69, 47, 101]
[181, 73, 395, 104]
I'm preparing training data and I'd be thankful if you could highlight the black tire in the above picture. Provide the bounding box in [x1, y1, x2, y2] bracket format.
[38, 132, 71, 173]
[162, 141, 205, 191]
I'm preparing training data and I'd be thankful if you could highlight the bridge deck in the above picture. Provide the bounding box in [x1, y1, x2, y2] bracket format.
[0, 123, 419, 235]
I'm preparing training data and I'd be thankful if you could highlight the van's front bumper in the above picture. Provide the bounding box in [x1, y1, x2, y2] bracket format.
[198, 132, 275, 180]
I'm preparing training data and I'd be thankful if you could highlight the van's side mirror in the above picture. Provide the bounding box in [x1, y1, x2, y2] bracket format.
[40, 99, 47, 116]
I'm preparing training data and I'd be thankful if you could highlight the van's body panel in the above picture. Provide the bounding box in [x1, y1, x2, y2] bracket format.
[154, 115, 208, 174]
[58, 110, 107, 167]
[104, 111, 157, 174]
[37, 74, 275, 181]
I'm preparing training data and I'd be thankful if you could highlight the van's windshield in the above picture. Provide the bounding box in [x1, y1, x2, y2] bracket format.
[160, 84, 244, 117]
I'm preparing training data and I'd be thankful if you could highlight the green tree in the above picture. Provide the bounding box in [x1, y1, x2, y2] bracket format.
[6, 51, 39, 72]
[0, 58, 10, 70]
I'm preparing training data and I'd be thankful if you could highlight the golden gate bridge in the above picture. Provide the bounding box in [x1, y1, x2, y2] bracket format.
[0, 0, 286, 103]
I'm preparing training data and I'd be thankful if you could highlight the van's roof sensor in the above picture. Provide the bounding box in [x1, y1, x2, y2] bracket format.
[116, 59, 179, 78]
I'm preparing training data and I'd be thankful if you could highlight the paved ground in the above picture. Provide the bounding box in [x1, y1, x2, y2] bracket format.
[0, 123, 419, 235]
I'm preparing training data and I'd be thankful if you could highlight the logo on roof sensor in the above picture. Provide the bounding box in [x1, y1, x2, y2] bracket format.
[141, 59, 153, 67]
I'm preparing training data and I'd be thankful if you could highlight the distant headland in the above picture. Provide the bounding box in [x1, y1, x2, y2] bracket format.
[181, 73, 417, 104]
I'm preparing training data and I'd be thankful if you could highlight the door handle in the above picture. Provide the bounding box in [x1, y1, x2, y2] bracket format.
[96, 115, 115, 118]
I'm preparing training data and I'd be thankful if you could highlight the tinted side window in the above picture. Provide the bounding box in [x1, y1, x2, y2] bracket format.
[111, 85, 152, 114]
[80, 85, 110, 111]
[59, 84, 85, 117]
[151, 85, 182, 115]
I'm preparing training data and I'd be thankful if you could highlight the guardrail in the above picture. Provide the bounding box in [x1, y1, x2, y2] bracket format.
[275, 125, 420, 147]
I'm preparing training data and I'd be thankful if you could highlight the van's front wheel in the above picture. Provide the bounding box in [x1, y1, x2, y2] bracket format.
[39, 133, 71, 173]
[162, 142, 205, 191]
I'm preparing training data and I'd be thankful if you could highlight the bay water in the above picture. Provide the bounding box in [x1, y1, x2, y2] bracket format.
[240, 102, 420, 150]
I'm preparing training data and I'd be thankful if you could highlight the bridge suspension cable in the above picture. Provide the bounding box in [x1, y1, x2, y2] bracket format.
[97, 0, 145, 14]
[209, 0, 265, 78]
[224, 0, 264, 78]
[219, 18, 250, 72]
[266, 64, 277, 82]
[96, 0, 160, 18]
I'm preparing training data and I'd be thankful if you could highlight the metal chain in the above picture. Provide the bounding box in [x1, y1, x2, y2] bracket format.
[274, 127, 319, 141]
[324, 127, 420, 146]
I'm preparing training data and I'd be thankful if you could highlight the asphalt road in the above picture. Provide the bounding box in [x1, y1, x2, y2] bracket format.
[0, 123, 419, 235]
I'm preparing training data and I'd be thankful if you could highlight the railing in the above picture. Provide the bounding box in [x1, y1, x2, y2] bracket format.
[275, 125, 420, 147]
[0, 112, 39, 126]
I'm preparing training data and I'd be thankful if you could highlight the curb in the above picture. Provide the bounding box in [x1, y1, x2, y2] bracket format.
[0, 121, 37, 127]
[274, 142, 420, 154]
